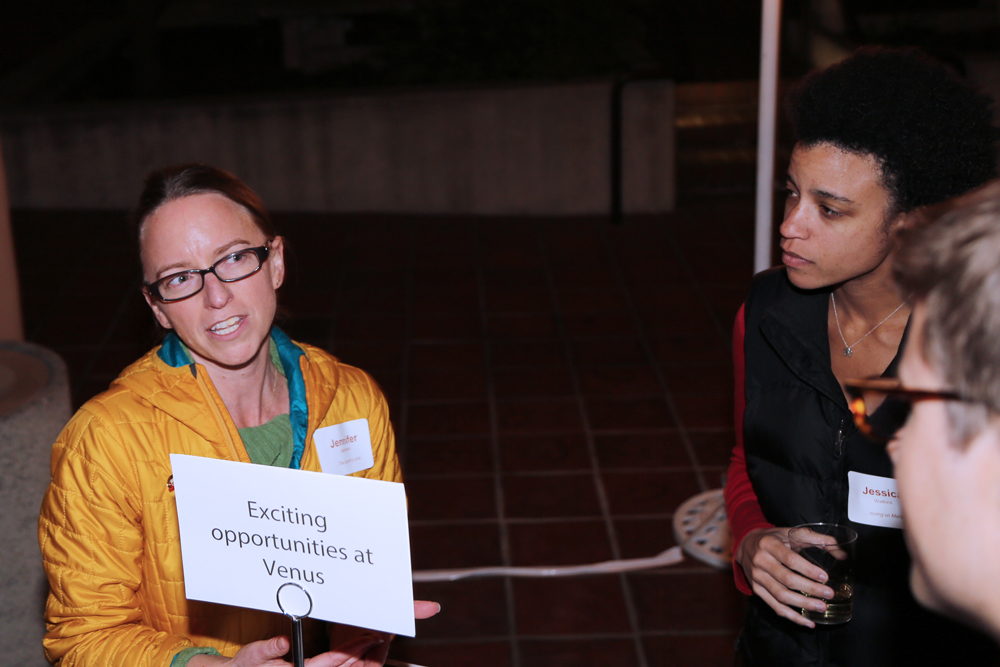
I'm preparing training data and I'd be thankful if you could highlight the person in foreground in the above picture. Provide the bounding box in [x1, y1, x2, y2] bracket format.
[847, 181, 1000, 646]
[38, 164, 436, 667]
[724, 46, 999, 665]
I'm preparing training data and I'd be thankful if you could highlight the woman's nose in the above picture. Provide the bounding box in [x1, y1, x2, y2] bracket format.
[202, 273, 233, 308]
[779, 199, 808, 240]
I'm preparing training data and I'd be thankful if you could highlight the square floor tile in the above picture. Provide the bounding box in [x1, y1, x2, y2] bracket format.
[405, 476, 496, 521]
[688, 430, 737, 468]
[672, 393, 732, 428]
[367, 370, 400, 403]
[556, 288, 628, 314]
[411, 579, 511, 639]
[409, 523, 503, 570]
[280, 288, 342, 317]
[411, 286, 479, 313]
[578, 364, 661, 396]
[491, 340, 565, 367]
[339, 286, 406, 313]
[334, 313, 406, 340]
[410, 341, 484, 370]
[549, 264, 616, 288]
[492, 367, 575, 399]
[614, 517, 680, 560]
[594, 433, 692, 469]
[643, 633, 740, 667]
[562, 313, 639, 337]
[507, 520, 613, 566]
[404, 436, 493, 475]
[411, 312, 482, 339]
[602, 471, 702, 515]
[408, 402, 490, 436]
[641, 309, 719, 336]
[498, 434, 591, 472]
[333, 340, 403, 370]
[281, 317, 333, 347]
[519, 637, 638, 667]
[662, 363, 734, 394]
[487, 313, 559, 338]
[513, 575, 631, 635]
[503, 473, 601, 518]
[497, 398, 583, 433]
[412, 267, 478, 288]
[391, 640, 512, 667]
[650, 334, 731, 367]
[408, 369, 487, 400]
[628, 571, 746, 632]
[586, 397, 674, 430]
[570, 337, 648, 365]
[486, 287, 553, 313]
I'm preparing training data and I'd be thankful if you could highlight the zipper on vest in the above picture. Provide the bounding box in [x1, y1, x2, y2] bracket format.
[834, 420, 846, 458]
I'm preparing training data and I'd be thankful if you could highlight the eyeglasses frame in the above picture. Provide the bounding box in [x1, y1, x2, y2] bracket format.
[845, 377, 968, 444]
[143, 243, 271, 303]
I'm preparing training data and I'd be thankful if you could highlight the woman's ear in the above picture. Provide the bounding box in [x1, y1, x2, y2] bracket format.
[268, 236, 285, 290]
[142, 288, 174, 330]
[889, 209, 919, 245]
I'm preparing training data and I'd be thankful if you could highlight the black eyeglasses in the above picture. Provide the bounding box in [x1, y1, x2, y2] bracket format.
[845, 377, 967, 444]
[144, 244, 271, 302]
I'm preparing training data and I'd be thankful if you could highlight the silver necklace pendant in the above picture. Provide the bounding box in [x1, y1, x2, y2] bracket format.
[843, 347, 852, 357]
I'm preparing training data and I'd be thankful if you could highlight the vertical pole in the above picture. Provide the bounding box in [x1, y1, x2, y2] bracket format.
[755, 0, 783, 274]
[0, 134, 24, 341]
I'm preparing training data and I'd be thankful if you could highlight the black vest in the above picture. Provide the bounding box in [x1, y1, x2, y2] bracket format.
[739, 269, 998, 667]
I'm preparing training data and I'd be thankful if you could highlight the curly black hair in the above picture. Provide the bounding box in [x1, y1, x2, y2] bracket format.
[788, 46, 998, 214]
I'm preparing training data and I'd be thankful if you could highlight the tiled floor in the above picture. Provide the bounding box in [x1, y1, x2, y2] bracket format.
[14, 82, 763, 666]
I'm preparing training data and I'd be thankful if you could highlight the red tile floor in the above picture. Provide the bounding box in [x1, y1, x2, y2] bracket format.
[14, 82, 764, 667]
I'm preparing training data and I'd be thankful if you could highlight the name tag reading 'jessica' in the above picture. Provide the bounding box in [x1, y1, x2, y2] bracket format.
[314, 419, 374, 476]
[847, 471, 903, 529]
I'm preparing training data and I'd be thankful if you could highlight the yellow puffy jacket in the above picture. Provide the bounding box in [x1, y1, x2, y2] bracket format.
[38, 329, 401, 666]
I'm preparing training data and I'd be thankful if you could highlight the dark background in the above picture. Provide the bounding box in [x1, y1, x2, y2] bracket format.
[1, 0, 997, 108]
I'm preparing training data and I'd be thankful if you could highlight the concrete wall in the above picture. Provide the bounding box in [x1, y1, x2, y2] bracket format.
[0, 79, 674, 215]
[0, 342, 71, 666]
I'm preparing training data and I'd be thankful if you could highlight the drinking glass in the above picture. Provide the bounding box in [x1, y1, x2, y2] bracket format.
[789, 523, 858, 624]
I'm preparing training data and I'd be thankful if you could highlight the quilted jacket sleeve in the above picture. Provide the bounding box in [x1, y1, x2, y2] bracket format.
[358, 372, 402, 485]
[38, 404, 192, 667]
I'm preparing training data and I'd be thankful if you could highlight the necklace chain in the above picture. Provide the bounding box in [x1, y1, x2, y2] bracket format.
[830, 292, 909, 358]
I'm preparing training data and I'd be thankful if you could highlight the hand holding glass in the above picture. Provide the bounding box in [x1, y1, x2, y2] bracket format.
[788, 523, 858, 624]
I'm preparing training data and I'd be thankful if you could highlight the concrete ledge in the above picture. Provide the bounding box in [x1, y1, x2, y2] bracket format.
[0, 341, 71, 666]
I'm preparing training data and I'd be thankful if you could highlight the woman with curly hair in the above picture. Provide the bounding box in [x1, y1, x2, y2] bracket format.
[725, 47, 1000, 665]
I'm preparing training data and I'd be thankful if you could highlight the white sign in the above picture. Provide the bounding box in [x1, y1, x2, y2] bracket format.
[314, 419, 375, 476]
[170, 454, 415, 636]
[847, 470, 903, 529]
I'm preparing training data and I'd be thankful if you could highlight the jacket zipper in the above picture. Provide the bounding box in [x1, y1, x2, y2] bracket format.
[195, 367, 251, 463]
[833, 418, 847, 524]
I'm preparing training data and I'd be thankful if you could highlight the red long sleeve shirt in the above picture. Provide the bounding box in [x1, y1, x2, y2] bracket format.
[724, 304, 774, 594]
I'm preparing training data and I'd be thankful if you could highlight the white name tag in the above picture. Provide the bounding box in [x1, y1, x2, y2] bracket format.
[314, 419, 374, 476]
[847, 471, 903, 529]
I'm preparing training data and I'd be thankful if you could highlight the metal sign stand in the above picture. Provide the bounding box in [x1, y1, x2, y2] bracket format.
[276, 582, 313, 667]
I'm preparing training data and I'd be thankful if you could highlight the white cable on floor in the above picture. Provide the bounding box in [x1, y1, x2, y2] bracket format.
[411, 545, 684, 582]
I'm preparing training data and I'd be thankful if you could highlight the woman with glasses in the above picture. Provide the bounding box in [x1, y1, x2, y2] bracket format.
[724, 48, 999, 665]
[38, 165, 434, 667]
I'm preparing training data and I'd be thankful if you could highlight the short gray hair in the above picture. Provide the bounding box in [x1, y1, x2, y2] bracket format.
[894, 180, 1000, 444]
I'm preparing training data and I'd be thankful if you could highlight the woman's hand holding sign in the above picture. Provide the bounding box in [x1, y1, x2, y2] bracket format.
[188, 601, 441, 667]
